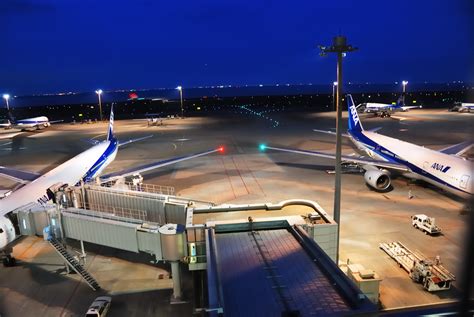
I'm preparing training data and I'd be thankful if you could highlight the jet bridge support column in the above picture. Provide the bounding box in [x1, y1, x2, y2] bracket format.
[171, 261, 182, 302]
[159, 223, 186, 303]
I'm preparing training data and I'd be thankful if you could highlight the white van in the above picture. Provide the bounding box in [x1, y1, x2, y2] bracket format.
[85, 296, 112, 317]
[411, 214, 441, 235]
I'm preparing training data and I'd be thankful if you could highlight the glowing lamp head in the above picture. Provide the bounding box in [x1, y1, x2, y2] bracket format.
[95, 89, 103, 95]
[3, 94, 10, 100]
[402, 81, 408, 86]
[333, 82, 338, 86]
[176, 86, 182, 91]
[259, 144, 267, 151]
[218, 146, 225, 153]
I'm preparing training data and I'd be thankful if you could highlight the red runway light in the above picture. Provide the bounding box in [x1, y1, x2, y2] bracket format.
[218, 146, 225, 153]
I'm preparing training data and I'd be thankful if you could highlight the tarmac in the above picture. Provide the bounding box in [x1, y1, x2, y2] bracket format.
[0, 108, 472, 316]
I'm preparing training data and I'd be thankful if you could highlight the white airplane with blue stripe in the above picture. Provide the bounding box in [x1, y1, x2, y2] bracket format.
[357, 94, 421, 117]
[457, 103, 474, 113]
[262, 94, 472, 198]
[0, 106, 223, 253]
[1, 115, 62, 131]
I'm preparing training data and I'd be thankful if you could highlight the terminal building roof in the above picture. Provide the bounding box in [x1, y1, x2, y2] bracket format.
[206, 220, 375, 316]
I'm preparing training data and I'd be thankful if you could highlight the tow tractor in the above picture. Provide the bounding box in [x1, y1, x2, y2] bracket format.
[380, 241, 455, 292]
[411, 214, 441, 235]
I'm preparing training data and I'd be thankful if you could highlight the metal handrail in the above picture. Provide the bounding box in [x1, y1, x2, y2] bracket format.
[89, 181, 175, 196]
[63, 200, 148, 222]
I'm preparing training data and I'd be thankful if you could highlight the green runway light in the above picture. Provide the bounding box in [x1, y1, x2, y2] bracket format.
[259, 144, 266, 151]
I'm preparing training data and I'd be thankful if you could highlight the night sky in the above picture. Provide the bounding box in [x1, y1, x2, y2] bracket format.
[1, 0, 473, 95]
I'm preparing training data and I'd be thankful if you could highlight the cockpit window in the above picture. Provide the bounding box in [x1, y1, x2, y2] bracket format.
[0, 228, 3, 233]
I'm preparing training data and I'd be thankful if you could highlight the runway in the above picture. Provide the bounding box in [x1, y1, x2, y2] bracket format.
[0, 109, 472, 315]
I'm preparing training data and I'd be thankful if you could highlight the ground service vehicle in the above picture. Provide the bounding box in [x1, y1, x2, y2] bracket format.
[85, 296, 112, 317]
[412, 214, 441, 235]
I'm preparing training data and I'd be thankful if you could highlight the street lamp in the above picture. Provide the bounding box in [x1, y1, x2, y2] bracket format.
[319, 36, 357, 264]
[2, 94, 10, 110]
[402, 80, 408, 93]
[95, 89, 103, 121]
[332, 82, 338, 111]
[401, 81, 408, 106]
[176, 86, 184, 118]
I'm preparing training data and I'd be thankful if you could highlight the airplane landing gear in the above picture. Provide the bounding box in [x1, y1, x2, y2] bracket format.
[1, 248, 16, 267]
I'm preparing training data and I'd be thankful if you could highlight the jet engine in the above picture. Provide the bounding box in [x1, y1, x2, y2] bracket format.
[364, 169, 391, 191]
[0, 216, 16, 250]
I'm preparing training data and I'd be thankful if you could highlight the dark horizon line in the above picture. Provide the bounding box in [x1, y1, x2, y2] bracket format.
[4, 80, 472, 98]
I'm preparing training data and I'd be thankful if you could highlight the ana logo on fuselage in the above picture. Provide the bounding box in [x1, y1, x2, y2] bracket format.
[431, 162, 451, 173]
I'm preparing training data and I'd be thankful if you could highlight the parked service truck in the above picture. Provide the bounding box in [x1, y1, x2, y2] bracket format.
[411, 214, 441, 235]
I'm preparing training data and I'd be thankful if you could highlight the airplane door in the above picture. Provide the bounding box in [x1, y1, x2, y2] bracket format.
[460, 175, 470, 189]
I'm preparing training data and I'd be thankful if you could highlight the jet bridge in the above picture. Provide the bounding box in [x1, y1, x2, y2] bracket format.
[12, 181, 211, 298]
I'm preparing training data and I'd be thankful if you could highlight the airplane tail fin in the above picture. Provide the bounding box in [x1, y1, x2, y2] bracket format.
[107, 105, 115, 141]
[395, 95, 405, 108]
[347, 94, 364, 132]
[7, 111, 15, 124]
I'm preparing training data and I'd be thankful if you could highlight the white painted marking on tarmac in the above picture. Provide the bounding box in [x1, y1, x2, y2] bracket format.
[391, 115, 407, 121]
[0, 132, 23, 139]
[340, 239, 371, 249]
[91, 133, 107, 140]
[174, 138, 190, 142]
[0, 141, 12, 147]
[1, 147, 26, 151]
[172, 143, 177, 150]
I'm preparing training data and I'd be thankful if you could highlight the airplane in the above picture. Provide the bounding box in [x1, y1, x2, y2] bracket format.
[260, 94, 472, 199]
[0, 106, 223, 265]
[356, 95, 422, 117]
[449, 102, 474, 113]
[1, 114, 62, 131]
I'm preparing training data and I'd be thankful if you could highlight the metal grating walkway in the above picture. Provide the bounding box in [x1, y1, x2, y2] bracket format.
[214, 229, 351, 316]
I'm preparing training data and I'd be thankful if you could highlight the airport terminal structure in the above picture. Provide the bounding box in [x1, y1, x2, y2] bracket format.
[1, 0, 473, 314]
[0, 95, 472, 316]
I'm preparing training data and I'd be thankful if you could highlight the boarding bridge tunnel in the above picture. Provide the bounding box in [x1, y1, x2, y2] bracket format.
[47, 182, 200, 262]
[13, 182, 213, 299]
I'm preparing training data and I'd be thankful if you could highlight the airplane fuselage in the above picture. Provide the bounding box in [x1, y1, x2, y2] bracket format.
[13, 116, 51, 130]
[0, 140, 117, 215]
[0, 139, 118, 249]
[349, 130, 473, 197]
[362, 103, 397, 113]
[459, 103, 474, 112]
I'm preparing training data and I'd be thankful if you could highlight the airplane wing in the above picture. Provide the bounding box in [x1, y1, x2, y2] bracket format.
[118, 135, 153, 147]
[401, 105, 422, 111]
[439, 141, 473, 157]
[99, 147, 223, 183]
[313, 129, 350, 138]
[0, 166, 40, 183]
[49, 120, 64, 124]
[367, 127, 383, 133]
[83, 135, 153, 147]
[263, 146, 410, 172]
[313, 127, 380, 137]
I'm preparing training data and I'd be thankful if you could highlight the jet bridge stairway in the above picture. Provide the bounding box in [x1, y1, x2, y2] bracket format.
[48, 238, 100, 291]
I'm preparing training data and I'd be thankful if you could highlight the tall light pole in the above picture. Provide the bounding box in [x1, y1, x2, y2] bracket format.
[319, 36, 357, 264]
[332, 82, 338, 111]
[95, 89, 103, 121]
[402, 80, 408, 94]
[2, 94, 10, 111]
[402, 80, 408, 105]
[176, 86, 184, 118]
